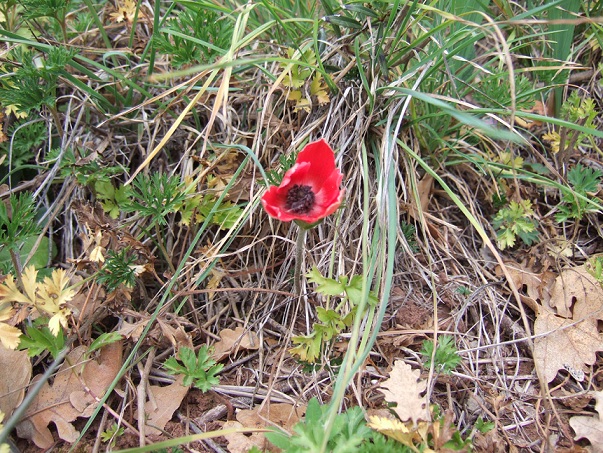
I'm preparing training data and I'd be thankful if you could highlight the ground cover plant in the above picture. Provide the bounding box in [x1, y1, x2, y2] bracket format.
[1, 0, 603, 451]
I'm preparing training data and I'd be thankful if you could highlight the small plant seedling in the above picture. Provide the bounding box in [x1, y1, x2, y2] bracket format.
[96, 248, 141, 293]
[556, 164, 602, 222]
[492, 199, 539, 249]
[475, 416, 495, 434]
[266, 397, 372, 452]
[125, 173, 188, 226]
[456, 286, 472, 296]
[420, 335, 462, 374]
[19, 319, 66, 359]
[100, 423, 125, 448]
[163, 346, 223, 392]
[290, 267, 378, 363]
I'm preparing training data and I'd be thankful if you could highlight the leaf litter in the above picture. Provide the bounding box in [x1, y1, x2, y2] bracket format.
[3, 3, 603, 451]
[15, 342, 122, 448]
[502, 262, 603, 383]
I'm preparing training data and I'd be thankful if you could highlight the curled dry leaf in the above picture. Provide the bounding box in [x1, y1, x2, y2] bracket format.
[377, 360, 429, 425]
[222, 420, 265, 453]
[569, 391, 603, 453]
[15, 342, 122, 449]
[213, 326, 260, 361]
[223, 403, 306, 453]
[0, 345, 32, 416]
[140, 374, 189, 436]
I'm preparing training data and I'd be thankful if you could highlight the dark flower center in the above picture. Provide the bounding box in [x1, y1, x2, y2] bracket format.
[285, 184, 315, 214]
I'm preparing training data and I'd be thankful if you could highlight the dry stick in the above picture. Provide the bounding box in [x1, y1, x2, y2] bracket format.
[137, 347, 156, 447]
[91, 407, 109, 453]
[175, 413, 227, 453]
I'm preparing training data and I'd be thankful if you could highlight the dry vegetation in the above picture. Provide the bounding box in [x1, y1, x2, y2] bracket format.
[1, 0, 603, 452]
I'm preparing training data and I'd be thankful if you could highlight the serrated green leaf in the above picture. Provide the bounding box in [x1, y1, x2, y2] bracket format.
[307, 266, 345, 295]
[19, 321, 65, 358]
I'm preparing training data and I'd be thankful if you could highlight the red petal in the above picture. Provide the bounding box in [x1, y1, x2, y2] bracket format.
[314, 168, 344, 207]
[295, 139, 337, 189]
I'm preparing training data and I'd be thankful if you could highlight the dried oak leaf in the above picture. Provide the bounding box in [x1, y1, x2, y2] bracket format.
[533, 309, 602, 383]
[548, 265, 603, 320]
[533, 265, 603, 383]
[223, 403, 305, 453]
[497, 261, 555, 303]
[213, 326, 260, 361]
[141, 374, 189, 436]
[569, 391, 603, 453]
[378, 360, 429, 425]
[15, 342, 122, 449]
[223, 420, 264, 453]
[0, 345, 32, 416]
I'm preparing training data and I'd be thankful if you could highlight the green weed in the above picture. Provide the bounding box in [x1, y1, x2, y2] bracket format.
[420, 335, 462, 374]
[163, 346, 223, 392]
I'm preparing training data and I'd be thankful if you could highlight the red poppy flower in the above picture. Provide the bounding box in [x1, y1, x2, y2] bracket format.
[261, 139, 344, 225]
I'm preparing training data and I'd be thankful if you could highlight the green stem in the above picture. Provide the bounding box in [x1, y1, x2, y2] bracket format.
[293, 227, 307, 295]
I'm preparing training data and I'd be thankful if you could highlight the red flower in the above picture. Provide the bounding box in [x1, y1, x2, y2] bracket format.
[262, 139, 344, 225]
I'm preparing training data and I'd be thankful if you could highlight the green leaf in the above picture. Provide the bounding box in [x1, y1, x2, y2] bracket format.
[0, 235, 55, 273]
[163, 346, 223, 392]
[19, 320, 65, 359]
[306, 266, 345, 296]
[290, 332, 322, 363]
[323, 14, 363, 29]
[88, 332, 122, 355]
[345, 275, 378, 306]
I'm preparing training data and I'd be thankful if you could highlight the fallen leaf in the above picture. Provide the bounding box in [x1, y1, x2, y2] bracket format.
[223, 403, 305, 453]
[0, 345, 32, 416]
[15, 342, 122, 449]
[367, 415, 419, 446]
[141, 374, 189, 435]
[157, 319, 194, 352]
[223, 420, 265, 453]
[496, 261, 555, 304]
[533, 309, 603, 383]
[117, 319, 148, 341]
[213, 326, 260, 361]
[501, 263, 603, 383]
[377, 360, 429, 425]
[569, 391, 603, 453]
[549, 265, 603, 320]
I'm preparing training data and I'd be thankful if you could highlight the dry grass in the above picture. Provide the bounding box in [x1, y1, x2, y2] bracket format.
[2, 1, 603, 452]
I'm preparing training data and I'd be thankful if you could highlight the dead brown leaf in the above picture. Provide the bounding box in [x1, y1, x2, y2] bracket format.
[548, 265, 603, 320]
[141, 374, 189, 435]
[223, 403, 306, 453]
[213, 326, 260, 361]
[118, 319, 148, 341]
[0, 345, 32, 416]
[157, 319, 194, 352]
[533, 309, 603, 383]
[501, 263, 603, 383]
[223, 420, 265, 453]
[15, 342, 122, 449]
[377, 360, 429, 425]
[569, 391, 603, 453]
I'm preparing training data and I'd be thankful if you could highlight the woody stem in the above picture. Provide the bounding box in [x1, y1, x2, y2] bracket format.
[293, 227, 307, 296]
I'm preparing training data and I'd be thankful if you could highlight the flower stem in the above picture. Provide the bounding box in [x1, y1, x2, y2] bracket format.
[293, 227, 307, 295]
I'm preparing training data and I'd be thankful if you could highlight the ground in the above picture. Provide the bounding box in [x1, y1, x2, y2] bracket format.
[0, 1, 603, 452]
